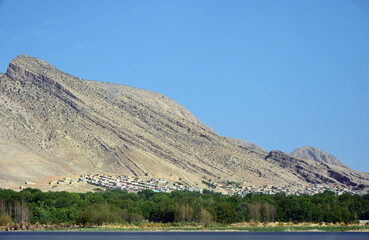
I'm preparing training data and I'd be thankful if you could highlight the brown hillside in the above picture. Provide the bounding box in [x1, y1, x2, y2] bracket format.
[0, 55, 368, 190]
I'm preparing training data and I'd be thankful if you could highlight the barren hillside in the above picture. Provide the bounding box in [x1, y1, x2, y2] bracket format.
[0, 55, 368, 190]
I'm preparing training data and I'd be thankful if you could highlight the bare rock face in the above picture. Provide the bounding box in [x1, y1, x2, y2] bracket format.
[266, 150, 336, 185]
[0, 55, 368, 189]
[265, 150, 366, 187]
[290, 146, 349, 169]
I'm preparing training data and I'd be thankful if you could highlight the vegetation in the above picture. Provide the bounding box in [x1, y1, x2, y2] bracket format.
[202, 180, 216, 189]
[49, 223, 369, 232]
[0, 188, 369, 228]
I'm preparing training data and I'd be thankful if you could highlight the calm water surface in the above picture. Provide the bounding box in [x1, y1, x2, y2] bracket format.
[1, 232, 369, 240]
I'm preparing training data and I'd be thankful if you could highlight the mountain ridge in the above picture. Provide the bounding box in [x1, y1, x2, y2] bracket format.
[290, 146, 349, 169]
[1, 55, 368, 190]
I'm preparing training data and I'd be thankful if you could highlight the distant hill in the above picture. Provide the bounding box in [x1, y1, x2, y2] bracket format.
[0, 55, 368, 190]
[290, 146, 349, 169]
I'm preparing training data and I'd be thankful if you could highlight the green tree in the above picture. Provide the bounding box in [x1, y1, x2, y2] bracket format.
[213, 202, 237, 224]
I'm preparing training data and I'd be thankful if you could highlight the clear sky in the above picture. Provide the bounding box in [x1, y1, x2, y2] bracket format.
[0, 0, 368, 172]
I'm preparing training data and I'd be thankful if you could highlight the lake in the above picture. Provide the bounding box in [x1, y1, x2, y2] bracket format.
[1, 232, 369, 240]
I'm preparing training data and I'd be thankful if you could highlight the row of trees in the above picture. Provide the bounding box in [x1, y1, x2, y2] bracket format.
[0, 199, 29, 224]
[0, 187, 368, 226]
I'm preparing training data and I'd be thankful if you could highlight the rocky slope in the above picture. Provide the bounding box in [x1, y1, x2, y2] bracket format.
[0, 55, 368, 189]
[266, 151, 359, 187]
[225, 137, 267, 152]
[290, 146, 349, 169]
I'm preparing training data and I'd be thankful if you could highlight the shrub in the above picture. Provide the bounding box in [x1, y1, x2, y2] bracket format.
[213, 202, 237, 224]
[0, 213, 12, 226]
[200, 209, 213, 225]
[77, 204, 144, 226]
[77, 204, 122, 226]
[121, 210, 143, 224]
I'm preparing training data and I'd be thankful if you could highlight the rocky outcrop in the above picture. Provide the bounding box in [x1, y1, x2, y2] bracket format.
[290, 146, 349, 169]
[266, 150, 336, 185]
[328, 170, 357, 187]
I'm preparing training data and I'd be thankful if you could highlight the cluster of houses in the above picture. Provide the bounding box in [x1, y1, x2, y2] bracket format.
[42, 174, 369, 196]
[49, 174, 201, 193]
[215, 182, 369, 196]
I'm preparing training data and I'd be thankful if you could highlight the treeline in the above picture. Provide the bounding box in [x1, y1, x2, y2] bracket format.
[0, 188, 369, 226]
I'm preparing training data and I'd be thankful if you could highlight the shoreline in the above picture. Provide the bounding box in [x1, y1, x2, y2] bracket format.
[14, 225, 369, 232]
[2, 221, 369, 232]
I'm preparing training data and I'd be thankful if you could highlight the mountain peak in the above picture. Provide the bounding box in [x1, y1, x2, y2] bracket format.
[290, 146, 349, 169]
[6, 55, 58, 78]
[9, 54, 51, 66]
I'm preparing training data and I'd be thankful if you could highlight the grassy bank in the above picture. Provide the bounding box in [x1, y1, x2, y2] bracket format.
[45, 222, 369, 232]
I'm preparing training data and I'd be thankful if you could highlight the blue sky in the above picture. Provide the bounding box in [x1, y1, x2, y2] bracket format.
[0, 0, 368, 172]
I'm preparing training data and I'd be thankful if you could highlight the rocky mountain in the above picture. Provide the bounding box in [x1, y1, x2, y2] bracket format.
[0, 55, 368, 190]
[266, 151, 358, 187]
[290, 146, 349, 169]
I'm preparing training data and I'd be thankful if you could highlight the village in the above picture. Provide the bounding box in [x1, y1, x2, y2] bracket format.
[46, 174, 201, 193]
[223, 183, 368, 196]
[26, 174, 369, 197]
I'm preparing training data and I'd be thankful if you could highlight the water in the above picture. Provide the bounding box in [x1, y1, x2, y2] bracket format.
[1, 232, 369, 240]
